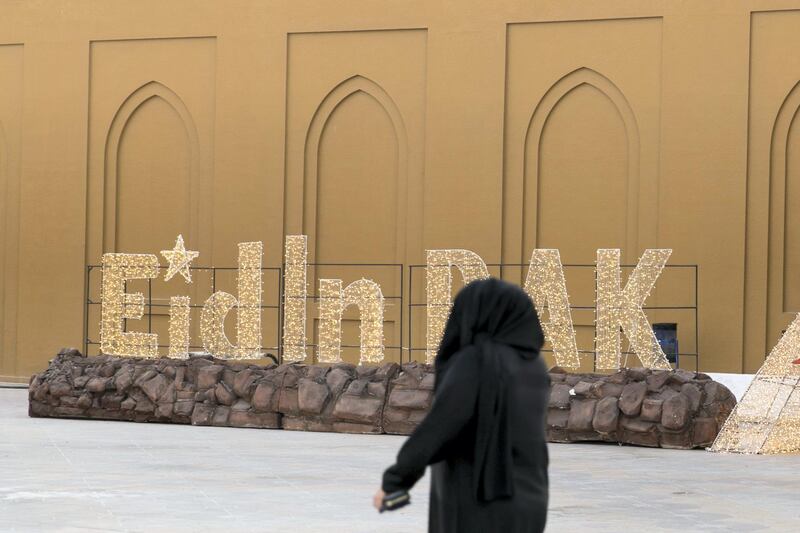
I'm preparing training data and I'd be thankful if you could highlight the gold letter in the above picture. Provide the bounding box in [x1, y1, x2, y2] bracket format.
[282, 235, 308, 362]
[200, 242, 263, 359]
[595, 249, 672, 370]
[524, 249, 580, 368]
[100, 253, 159, 357]
[318, 278, 385, 364]
[168, 296, 191, 359]
[317, 279, 344, 363]
[426, 249, 490, 362]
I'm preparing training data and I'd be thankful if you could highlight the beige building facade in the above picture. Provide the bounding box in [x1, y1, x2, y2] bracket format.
[1, 0, 800, 380]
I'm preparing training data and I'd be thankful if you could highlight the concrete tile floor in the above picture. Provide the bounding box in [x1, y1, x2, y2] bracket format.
[1, 388, 799, 532]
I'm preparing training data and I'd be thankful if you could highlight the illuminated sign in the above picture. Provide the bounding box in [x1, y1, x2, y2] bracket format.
[99, 234, 673, 369]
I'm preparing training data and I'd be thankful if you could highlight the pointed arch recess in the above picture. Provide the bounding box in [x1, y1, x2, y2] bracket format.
[102, 81, 203, 253]
[767, 80, 800, 345]
[0, 120, 7, 359]
[0, 116, 20, 377]
[302, 75, 409, 264]
[521, 67, 641, 261]
[0, 121, 7, 211]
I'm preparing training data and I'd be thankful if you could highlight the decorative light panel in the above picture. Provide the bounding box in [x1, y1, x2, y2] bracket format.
[523, 249, 580, 368]
[711, 313, 800, 454]
[317, 278, 385, 365]
[282, 235, 308, 362]
[425, 249, 489, 363]
[168, 295, 191, 359]
[100, 253, 160, 358]
[595, 248, 672, 370]
[200, 241, 263, 359]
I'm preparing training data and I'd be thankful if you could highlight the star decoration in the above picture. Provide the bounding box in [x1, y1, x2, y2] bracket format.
[160, 234, 199, 283]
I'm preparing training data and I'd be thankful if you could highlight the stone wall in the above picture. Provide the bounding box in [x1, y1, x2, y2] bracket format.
[28, 349, 433, 434]
[547, 366, 737, 449]
[29, 349, 735, 449]
[383, 363, 434, 435]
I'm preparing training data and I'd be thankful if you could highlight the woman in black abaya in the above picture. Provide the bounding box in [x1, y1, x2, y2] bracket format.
[375, 278, 550, 532]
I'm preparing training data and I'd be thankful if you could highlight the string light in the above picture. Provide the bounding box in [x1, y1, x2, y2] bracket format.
[200, 291, 237, 355]
[346, 279, 385, 364]
[318, 278, 385, 364]
[426, 249, 489, 363]
[200, 242, 263, 359]
[523, 249, 580, 368]
[123, 292, 145, 319]
[711, 313, 800, 454]
[595, 248, 672, 370]
[317, 279, 343, 363]
[168, 296, 191, 359]
[282, 235, 307, 362]
[99, 237, 684, 371]
[236, 242, 263, 358]
[100, 253, 160, 357]
[160, 234, 199, 283]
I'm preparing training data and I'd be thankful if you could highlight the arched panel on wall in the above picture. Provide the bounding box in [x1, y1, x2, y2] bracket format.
[301, 74, 409, 364]
[0, 116, 18, 377]
[0, 121, 7, 368]
[103, 81, 203, 254]
[535, 83, 629, 261]
[302, 75, 409, 266]
[0, 43, 23, 379]
[315, 91, 398, 263]
[767, 80, 800, 348]
[0, 115, 18, 376]
[522, 67, 641, 264]
[97, 80, 209, 352]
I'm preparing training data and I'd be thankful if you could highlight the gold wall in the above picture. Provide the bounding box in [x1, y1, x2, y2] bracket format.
[1, 0, 800, 380]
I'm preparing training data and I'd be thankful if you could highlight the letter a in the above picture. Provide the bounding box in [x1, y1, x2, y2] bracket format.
[524, 249, 580, 368]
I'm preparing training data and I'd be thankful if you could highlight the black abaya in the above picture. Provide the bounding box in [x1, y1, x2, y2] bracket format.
[382, 278, 550, 533]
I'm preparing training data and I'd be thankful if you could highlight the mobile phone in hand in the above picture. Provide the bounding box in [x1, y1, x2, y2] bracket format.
[380, 490, 410, 513]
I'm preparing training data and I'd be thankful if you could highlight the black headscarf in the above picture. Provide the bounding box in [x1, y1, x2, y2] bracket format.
[434, 278, 544, 502]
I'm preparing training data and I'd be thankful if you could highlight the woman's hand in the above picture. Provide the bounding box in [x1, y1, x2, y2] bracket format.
[373, 489, 385, 511]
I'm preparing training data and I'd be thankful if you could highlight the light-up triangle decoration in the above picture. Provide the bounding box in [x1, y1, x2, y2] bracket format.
[710, 314, 800, 454]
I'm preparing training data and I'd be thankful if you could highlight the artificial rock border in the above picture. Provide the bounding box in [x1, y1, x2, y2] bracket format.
[28, 349, 433, 434]
[547, 366, 737, 449]
[28, 349, 735, 449]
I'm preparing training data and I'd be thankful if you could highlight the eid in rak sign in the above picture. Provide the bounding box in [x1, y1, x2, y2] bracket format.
[99, 234, 674, 371]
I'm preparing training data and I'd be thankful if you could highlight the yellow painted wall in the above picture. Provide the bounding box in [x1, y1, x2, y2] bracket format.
[1, 0, 800, 380]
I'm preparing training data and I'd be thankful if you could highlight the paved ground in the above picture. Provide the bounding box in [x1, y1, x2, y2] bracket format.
[1, 388, 799, 532]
